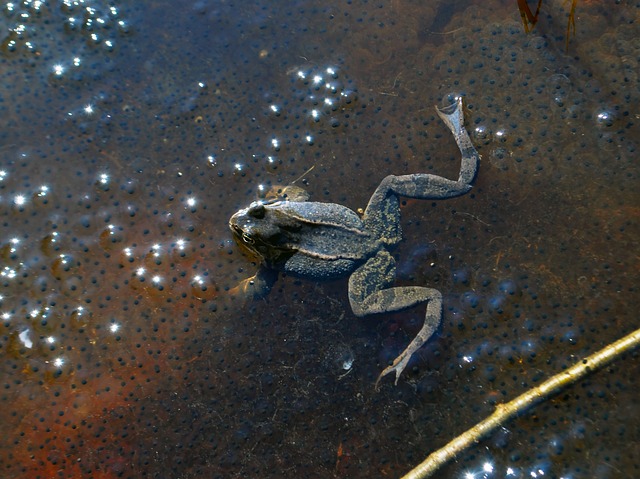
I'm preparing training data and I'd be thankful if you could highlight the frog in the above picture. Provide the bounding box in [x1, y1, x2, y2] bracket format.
[229, 97, 479, 387]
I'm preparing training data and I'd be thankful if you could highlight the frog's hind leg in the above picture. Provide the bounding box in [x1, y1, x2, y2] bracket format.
[362, 97, 479, 244]
[436, 97, 479, 185]
[348, 250, 442, 387]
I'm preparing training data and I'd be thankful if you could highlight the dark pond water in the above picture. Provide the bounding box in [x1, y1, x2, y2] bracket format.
[0, 1, 638, 478]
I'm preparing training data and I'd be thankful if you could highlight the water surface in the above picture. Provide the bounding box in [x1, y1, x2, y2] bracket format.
[0, 1, 638, 478]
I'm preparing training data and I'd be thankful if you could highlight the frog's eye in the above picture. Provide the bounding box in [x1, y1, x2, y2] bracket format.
[248, 203, 266, 219]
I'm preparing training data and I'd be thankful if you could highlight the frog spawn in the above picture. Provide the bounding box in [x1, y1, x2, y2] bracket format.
[0, 160, 238, 477]
[0, 0, 637, 477]
[221, 65, 360, 180]
[0, 0, 130, 56]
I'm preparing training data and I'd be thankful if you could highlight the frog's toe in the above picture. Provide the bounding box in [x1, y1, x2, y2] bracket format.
[375, 353, 412, 389]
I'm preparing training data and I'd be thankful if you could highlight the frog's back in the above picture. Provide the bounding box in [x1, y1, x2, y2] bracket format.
[284, 201, 363, 229]
[277, 201, 379, 260]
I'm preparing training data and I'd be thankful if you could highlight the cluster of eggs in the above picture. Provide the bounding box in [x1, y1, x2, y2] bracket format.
[0, 162, 227, 389]
[0, 0, 130, 55]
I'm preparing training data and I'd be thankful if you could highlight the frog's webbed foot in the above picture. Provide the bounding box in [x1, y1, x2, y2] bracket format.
[348, 250, 443, 387]
[436, 97, 479, 185]
[375, 350, 413, 389]
[372, 294, 441, 388]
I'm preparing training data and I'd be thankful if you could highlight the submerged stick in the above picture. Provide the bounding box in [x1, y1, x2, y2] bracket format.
[401, 327, 640, 479]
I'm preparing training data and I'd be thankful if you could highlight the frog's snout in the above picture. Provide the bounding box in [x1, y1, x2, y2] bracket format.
[229, 209, 258, 244]
[229, 221, 243, 236]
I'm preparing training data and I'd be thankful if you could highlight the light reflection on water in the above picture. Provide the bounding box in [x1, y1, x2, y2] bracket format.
[0, 0, 638, 478]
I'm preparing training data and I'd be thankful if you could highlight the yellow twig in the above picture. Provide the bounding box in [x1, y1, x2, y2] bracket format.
[401, 326, 640, 479]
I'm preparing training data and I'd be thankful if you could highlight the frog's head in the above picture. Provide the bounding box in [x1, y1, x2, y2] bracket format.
[229, 200, 298, 265]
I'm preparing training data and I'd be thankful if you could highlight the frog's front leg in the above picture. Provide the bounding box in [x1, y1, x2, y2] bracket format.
[348, 250, 442, 387]
[230, 267, 278, 300]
